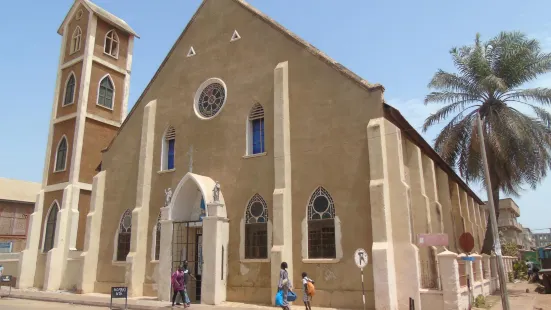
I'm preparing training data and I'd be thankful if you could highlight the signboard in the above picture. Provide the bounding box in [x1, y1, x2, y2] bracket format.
[417, 233, 449, 247]
[0, 275, 12, 283]
[110, 287, 128, 310]
[461, 256, 475, 262]
[354, 248, 368, 269]
[0, 275, 14, 298]
[0, 242, 12, 254]
[459, 232, 475, 253]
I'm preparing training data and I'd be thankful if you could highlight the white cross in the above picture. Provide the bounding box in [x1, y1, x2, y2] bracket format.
[187, 145, 195, 172]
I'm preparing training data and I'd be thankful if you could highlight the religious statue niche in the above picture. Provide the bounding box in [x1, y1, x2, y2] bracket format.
[213, 181, 221, 203]
[164, 188, 173, 207]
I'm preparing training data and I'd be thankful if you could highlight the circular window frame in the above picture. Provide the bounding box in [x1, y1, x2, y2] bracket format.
[193, 78, 228, 120]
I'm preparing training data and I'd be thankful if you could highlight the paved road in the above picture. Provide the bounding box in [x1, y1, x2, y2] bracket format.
[0, 298, 108, 310]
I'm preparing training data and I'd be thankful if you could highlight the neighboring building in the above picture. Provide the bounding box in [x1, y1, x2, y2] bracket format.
[496, 198, 523, 246]
[535, 230, 551, 248]
[0, 178, 41, 252]
[10, 1, 490, 309]
[520, 226, 536, 249]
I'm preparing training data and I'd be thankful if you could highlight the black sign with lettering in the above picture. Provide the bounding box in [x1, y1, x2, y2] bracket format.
[0, 275, 12, 283]
[111, 286, 128, 298]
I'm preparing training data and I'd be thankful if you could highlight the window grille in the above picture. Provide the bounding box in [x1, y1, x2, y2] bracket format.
[117, 209, 132, 261]
[44, 202, 60, 252]
[244, 194, 268, 259]
[307, 187, 336, 259]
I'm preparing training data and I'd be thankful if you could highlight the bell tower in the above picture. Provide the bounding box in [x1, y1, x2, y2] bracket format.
[18, 0, 138, 290]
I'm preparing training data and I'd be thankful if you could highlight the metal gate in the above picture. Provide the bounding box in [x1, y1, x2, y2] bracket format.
[172, 221, 203, 303]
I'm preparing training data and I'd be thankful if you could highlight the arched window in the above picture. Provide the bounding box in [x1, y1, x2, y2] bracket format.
[247, 103, 265, 155]
[154, 213, 161, 261]
[162, 126, 176, 170]
[43, 201, 60, 252]
[54, 136, 68, 172]
[104, 29, 119, 58]
[70, 26, 82, 54]
[116, 209, 132, 261]
[245, 194, 268, 259]
[97, 76, 114, 109]
[307, 187, 336, 259]
[63, 73, 76, 106]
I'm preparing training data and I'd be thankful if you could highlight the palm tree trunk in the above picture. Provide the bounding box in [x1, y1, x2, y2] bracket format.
[481, 167, 501, 254]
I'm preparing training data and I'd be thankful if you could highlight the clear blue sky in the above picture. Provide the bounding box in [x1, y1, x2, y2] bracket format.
[1, 0, 550, 231]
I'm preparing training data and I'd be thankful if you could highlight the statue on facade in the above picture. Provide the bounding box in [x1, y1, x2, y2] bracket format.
[213, 182, 221, 203]
[164, 188, 173, 207]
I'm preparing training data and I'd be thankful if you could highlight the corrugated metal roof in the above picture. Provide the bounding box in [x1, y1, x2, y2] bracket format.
[0, 178, 41, 203]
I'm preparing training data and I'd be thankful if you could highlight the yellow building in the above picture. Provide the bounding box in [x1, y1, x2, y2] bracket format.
[10, 1, 489, 309]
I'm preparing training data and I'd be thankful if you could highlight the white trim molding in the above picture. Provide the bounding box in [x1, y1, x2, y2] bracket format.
[96, 73, 116, 111]
[92, 56, 126, 75]
[70, 26, 82, 54]
[187, 46, 196, 57]
[44, 181, 92, 193]
[53, 112, 78, 124]
[61, 56, 84, 70]
[86, 113, 121, 127]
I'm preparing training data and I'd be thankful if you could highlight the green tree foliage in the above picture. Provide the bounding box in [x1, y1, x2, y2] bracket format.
[423, 32, 551, 254]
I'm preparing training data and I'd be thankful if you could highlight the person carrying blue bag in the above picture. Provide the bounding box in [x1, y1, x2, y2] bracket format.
[276, 262, 296, 310]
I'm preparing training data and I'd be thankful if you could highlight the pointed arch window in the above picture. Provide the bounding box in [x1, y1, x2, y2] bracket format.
[307, 187, 336, 259]
[162, 126, 176, 171]
[54, 136, 68, 172]
[116, 209, 132, 261]
[247, 103, 265, 155]
[70, 26, 82, 54]
[97, 76, 114, 109]
[245, 194, 268, 259]
[43, 201, 60, 252]
[104, 29, 119, 58]
[63, 73, 76, 106]
[154, 213, 161, 261]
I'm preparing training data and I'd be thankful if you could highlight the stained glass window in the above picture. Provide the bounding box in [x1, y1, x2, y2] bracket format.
[117, 209, 132, 261]
[307, 187, 336, 259]
[197, 83, 226, 118]
[245, 194, 268, 259]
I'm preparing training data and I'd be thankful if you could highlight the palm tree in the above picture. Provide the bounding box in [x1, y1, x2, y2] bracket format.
[423, 32, 551, 254]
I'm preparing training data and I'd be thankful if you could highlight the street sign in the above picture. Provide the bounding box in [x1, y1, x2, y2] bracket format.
[110, 287, 128, 309]
[417, 233, 449, 247]
[0, 275, 13, 298]
[354, 248, 368, 269]
[461, 256, 475, 262]
[459, 232, 475, 253]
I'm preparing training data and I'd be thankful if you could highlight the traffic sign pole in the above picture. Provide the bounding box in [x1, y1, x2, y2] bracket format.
[360, 267, 366, 310]
[354, 248, 368, 310]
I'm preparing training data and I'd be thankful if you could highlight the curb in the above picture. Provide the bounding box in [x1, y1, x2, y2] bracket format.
[6, 293, 161, 310]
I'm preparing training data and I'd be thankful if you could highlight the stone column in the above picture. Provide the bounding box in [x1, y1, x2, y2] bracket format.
[44, 184, 79, 290]
[438, 251, 461, 310]
[471, 253, 482, 296]
[157, 206, 172, 301]
[405, 140, 435, 288]
[17, 190, 45, 288]
[271, 61, 293, 304]
[202, 202, 229, 305]
[79, 171, 106, 293]
[367, 117, 420, 309]
[126, 99, 156, 297]
[435, 168, 457, 252]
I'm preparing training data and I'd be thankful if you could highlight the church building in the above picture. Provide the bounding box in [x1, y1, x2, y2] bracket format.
[13, 0, 489, 309]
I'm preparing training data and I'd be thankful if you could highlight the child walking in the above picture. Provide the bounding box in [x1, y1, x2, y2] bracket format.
[302, 272, 315, 310]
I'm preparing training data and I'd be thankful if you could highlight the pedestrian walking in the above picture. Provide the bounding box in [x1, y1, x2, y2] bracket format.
[302, 272, 315, 310]
[277, 262, 293, 310]
[171, 266, 186, 307]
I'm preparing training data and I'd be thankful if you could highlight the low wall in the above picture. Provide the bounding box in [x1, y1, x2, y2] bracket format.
[61, 251, 84, 291]
[0, 253, 20, 278]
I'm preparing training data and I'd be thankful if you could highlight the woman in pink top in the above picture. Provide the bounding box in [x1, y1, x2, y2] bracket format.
[171, 266, 186, 307]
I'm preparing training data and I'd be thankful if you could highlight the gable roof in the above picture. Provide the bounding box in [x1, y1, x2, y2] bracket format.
[98, 0, 484, 205]
[102, 0, 383, 153]
[58, 0, 139, 38]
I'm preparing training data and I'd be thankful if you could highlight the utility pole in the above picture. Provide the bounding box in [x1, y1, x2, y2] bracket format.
[476, 114, 510, 310]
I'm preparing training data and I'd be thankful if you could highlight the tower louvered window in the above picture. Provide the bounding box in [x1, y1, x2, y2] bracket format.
[163, 126, 176, 170]
[98, 76, 114, 109]
[116, 209, 132, 261]
[43, 202, 59, 252]
[64, 74, 76, 106]
[248, 103, 265, 155]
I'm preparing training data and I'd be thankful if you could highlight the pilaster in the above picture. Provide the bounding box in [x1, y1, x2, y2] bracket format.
[449, 183, 465, 247]
[79, 171, 106, 293]
[17, 191, 45, 288]
[405, 140, 436, 288]
[126, 100, 157, 297]
[271, 61, 293, 304]
[435, 168, 457, 252]
[157, 206, 172, 301]
[43, 184, 79, 290]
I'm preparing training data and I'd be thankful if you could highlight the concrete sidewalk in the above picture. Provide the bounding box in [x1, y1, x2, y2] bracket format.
[0, 287, 345, 310]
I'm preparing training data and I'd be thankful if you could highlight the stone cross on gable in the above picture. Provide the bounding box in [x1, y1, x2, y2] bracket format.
[186, 145, 195, 172]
